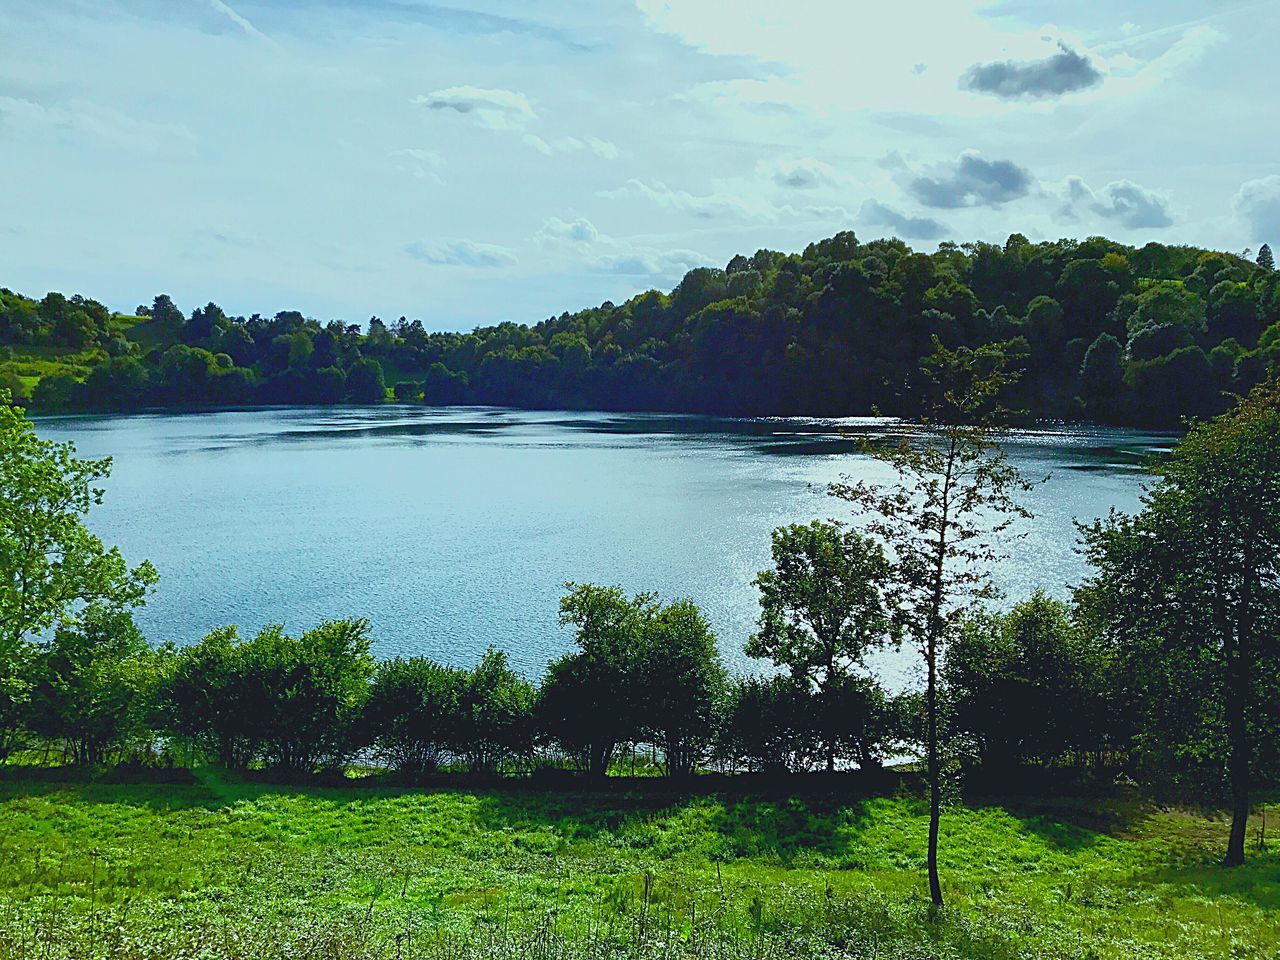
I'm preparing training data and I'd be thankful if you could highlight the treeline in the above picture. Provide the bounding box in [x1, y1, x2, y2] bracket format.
[0, 576, 1175, 786]
[6, 235, 1279, 427]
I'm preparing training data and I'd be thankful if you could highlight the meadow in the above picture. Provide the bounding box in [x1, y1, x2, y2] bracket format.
[0, 773, 1276, 960]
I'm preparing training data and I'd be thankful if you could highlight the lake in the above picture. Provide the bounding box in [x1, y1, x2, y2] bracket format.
[34, 406, 1168, 685]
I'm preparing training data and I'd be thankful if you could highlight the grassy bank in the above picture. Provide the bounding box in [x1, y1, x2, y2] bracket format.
[0, 774, 1276, 959]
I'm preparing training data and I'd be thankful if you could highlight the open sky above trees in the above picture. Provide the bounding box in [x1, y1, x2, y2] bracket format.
[2, 0, 1278, 328]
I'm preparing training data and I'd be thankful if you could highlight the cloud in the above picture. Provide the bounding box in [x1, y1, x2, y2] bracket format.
[533, 216, 706, 277]
[412, 86, 535, 130]
[0, 94, 197, 154]
[404, 239, 516, 268]
[534, 216, 602, 249]
[1233, 176, 1280, 242]
[522, 134, 618, 159]
[907, 150, 1033, 209]
[600, 179, 767, 219]
[961, 41, 1103, 99]
[1061, 177, 1173, 229]
[766, 157, 838, 190]
[595, 249, 706, 276]
[389, 148, 444, 182]
[207, 0, 270, 42]
[858, 199, 947, 241]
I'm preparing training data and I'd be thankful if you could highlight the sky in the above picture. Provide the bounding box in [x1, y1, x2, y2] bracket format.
[2, 0, 1278, 330]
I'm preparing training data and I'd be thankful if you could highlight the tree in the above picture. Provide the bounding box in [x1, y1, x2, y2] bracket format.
[539, 585, 647, 776]
[746, 521, 895, 771]
[363, 657, 464, 774]
[346, 357, 386, 404]
[718, 675, 818, 773]
[0, 394, 157, 760]
[945, 593, 1113, 773]
[1079, 379, 1280, 866]
[638, 598, 725, 777]
[830, 339, 1031, 907]
[27, 604, 160, 765]
[241, 619, 375, 772]
[455, 647, 534, 774]
[159, 626, 258, 768]
[1258, 243, 1275, 272]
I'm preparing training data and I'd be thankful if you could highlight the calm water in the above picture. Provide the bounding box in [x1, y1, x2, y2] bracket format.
[35, 407, 1168, 684]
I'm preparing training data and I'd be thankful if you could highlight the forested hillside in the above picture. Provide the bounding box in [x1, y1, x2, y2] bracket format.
[4, 233, 1278, 426]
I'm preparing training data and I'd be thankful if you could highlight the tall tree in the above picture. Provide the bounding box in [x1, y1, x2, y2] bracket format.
[830, 339, 1031, 906]
[746, 520, 894, 772]
[1258, 243, 1274, 272]
[0, 393, 157, 760]
[1079, 378, 1280, 866]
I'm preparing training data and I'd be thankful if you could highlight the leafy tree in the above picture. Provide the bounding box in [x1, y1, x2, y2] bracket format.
[946, 593, 1113, 772]
[241, 619, 375, 772]
[539, 585, 647, 776]
[746, 521, 894, 771]
[27, 605, 160, 765]
[830, 339, 1031, 906]
[1256, 243, 1274, 272]
[1079, 334, 1124, 420]
[363, 657, 465, 774]
[346, 357, 386, 404]
[638, 599, 725, 777]
[1078, 379, 1280, 866]
[0, 394, 157, 760]
[159, 626, 258, 768]
[718, 675, 818, 773]
[455, 647, 534, 774]
[150, 294, 185, 328]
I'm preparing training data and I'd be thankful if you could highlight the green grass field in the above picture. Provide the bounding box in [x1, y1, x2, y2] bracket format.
[0, 774, 1276, 959]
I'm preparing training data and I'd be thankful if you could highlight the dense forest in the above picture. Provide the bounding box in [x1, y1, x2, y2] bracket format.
[3, 234, 1277, 427]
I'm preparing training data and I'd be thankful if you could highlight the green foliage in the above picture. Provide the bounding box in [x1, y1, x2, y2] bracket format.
[346, 357, 386, 404]
[946, 593, 1115, 772]
[1078, 378, 1280, 865]
[540, 585, 726, 777]
[363, 657, 465, 773]
[26, 605, 161, 765]
[7, 231, 1269, 425]
[0, 394, 157, 759]
[159, 620, 375, 772]
[746, 521, 895, 771]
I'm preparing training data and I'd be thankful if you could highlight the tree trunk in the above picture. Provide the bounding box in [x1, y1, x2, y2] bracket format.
[925, 438, 956, 908]
[1223, 626, 1251, 866]
[926, 627, 943, 906]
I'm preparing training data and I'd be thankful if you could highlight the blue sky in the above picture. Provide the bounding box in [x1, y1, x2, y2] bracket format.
[2, 0, 1278, 330]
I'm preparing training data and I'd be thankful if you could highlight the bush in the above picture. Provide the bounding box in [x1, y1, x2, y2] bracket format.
[362, 657, 465, 773]
[159, 619, 374, 772]
[456, 648, 534, 774]
[718, 675, 819, 773]
[26, 605, 162, 765]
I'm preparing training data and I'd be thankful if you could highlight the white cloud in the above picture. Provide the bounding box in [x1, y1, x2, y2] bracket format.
[405, 239, 517, 268]
[534, 215, 707, 278]
[389, 148, 445, 183]
[207, 0, 270, 42]
[1233, 176, 1280, 242]
[412, 86, 535, 130]
[523, 134, 619, 159]
[1060, 176, 1173, 229]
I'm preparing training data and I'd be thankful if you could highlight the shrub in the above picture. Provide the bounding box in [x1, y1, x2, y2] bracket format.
[363, 657, 465, 773]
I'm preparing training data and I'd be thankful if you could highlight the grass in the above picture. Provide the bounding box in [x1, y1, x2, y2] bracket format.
[0, 774, 1276, 959]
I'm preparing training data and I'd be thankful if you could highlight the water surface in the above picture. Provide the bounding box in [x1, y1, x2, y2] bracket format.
[35, 406, 1167, 683]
